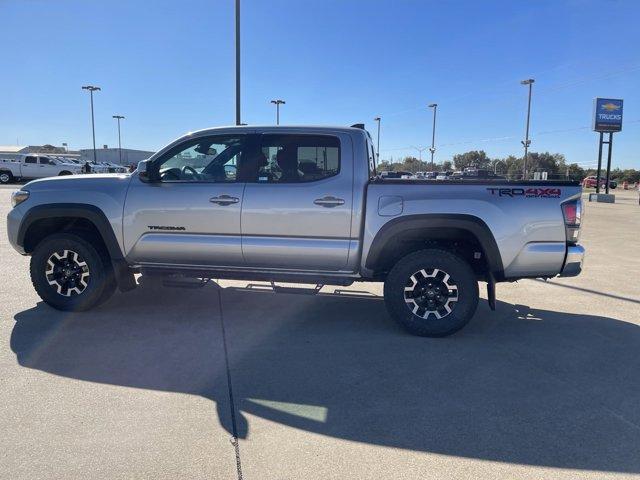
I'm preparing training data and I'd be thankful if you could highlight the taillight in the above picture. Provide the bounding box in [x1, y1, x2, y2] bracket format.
[562, 199, 582, 244]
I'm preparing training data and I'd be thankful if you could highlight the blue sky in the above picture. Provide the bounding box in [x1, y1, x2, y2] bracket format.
[1, 0, 639, 168]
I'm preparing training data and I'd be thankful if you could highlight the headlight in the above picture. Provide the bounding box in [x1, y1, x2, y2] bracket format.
[11, 190, 29, 208]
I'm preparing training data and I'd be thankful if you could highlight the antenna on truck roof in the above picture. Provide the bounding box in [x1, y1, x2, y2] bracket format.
[350, 123, 365, 129]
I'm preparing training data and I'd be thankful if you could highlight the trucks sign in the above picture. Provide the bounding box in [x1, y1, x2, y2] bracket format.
[592, 98, 623, 132]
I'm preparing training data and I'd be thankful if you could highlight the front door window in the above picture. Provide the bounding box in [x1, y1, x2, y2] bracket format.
[157, 136, 246, 183]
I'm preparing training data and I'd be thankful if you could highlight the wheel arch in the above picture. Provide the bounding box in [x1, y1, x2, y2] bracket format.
[18, 204, 135, 292]
[18, 204, 122, 258]
[365, 214, 504, 280]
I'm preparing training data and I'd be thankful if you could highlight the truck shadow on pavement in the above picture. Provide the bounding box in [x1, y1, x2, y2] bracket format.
[11, 282, 640, 474]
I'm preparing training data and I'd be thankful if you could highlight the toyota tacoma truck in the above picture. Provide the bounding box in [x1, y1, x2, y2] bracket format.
[6, 125, 585, 336]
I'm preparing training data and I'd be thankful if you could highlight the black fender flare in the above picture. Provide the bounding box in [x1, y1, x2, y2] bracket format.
[18, 203, 123, 260]
[365, 214, 504, 279]
[17, 204, 135, 291]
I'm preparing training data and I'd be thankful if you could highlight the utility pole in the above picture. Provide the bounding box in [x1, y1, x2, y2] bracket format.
[411, 146, 427, 173]
[520, 78, 535, 180]
[82, 85, 101, 164]
[235, 0, 241, 125]
[428, 103, 437, 171]
[374, 116, 381, 165]
[270, 99, 285, 125]
[112, 115, 125, 164]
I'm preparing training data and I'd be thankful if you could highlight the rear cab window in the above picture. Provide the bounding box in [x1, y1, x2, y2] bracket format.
[254, 134, 340, 183]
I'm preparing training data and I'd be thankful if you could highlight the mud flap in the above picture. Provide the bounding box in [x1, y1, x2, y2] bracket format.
[487, 272, 496, 311]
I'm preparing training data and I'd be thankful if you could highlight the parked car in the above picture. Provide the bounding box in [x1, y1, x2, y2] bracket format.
[7, 125, 585, 337]
[380, 170, 413, 179]
[0, 154, 84, 183]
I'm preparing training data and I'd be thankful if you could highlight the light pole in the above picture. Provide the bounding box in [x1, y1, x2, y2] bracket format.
[428, 103, 437, 171]
[112, 115, 125, 164]
[235, 0, 241, 125]
[82, 85, 101, 164]
[520, 78, 535, 180]
[374, 116, 381, 165]
[270, 99, 285, 125]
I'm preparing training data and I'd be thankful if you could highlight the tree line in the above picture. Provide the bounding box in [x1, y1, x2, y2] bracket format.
[378, 150, 640, 182]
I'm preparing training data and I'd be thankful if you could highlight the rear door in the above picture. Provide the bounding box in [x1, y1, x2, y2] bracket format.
[20, 155, 39, 178]
[241, 132, 354, 271]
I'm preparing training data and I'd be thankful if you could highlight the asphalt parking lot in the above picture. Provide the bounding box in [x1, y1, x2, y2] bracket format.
[1, 185, 639, 480]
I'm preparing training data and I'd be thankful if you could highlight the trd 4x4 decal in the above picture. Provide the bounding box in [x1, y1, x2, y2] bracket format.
[487, 187, 561, 198]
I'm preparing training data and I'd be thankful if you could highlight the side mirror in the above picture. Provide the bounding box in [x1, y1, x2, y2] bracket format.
[137, 159, 158, 182]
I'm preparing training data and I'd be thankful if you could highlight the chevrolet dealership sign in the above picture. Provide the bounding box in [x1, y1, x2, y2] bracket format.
[592, 98, 623, 132]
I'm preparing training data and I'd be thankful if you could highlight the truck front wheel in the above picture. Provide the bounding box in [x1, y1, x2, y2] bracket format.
[383, 249, 479, 337]
[30, 233, 115, 311]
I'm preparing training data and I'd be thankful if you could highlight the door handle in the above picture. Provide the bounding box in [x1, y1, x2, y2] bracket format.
[313, 196, 345, 208]
[210, 194, 239, 205]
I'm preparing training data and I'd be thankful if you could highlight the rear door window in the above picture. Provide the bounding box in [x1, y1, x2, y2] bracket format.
[24, 156, 37, 164]
[255, 134, 340, 183]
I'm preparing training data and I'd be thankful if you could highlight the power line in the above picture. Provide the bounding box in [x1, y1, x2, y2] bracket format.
[378, 61, 640, 119]
[380, 119, 639, 153]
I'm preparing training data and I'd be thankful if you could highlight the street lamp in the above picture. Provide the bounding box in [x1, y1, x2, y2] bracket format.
[81, 85, 101, 164]
[428, 103, 438, 171]
[112, 115, 125, 164]
[270, 99, 285, 125]
[373, 116, 381, 166]
[520, 78, 535, 180]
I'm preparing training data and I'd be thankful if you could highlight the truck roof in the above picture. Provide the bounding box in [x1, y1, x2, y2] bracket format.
[186, 125, 370, 136]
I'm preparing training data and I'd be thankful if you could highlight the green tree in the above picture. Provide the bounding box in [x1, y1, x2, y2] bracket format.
[452, 150, 491, 170]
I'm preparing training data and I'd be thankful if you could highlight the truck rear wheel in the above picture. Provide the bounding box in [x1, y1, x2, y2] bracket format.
[383, 249, 479, 337]
[0, 171, 13, 184]
[30, 233, 115, 311]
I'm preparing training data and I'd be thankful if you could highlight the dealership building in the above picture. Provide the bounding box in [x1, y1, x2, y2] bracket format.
[79, 147, 155, 166]
[0, 145, 155, 166]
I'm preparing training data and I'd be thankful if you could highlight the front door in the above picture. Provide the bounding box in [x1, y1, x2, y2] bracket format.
[123, 134, 249, 267]
[241, 132, 354, 271]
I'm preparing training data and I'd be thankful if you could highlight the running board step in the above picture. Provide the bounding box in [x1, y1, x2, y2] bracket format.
[162, 277, 211, 289]
[270, 282, 324, 295]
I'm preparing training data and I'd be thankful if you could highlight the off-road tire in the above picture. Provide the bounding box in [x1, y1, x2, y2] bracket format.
[384, 249, 479, 337]
[30, 233, 114, 311]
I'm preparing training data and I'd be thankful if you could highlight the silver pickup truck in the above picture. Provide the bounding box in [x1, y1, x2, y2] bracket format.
[7, 125, 584, 336]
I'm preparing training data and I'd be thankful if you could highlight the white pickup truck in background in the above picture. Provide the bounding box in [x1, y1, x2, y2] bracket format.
[0, 154, 84, 183]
